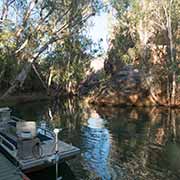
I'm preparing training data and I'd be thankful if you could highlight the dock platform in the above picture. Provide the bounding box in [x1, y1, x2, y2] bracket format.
[0, 152, 30, 180]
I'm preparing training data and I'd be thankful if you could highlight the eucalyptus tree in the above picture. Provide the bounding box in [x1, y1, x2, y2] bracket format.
[135, 0, 180, 106]
[110, 0, 180, 106]
[0, 0, 99, 98]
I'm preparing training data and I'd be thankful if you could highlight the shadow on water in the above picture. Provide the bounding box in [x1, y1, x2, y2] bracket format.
[27, 162, 76, 180]
[1, 99, 180, 179]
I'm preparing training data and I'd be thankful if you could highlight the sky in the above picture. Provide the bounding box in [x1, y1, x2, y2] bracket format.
[87, 12, 110, 53]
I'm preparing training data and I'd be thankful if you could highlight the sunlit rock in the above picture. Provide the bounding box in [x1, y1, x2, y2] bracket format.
[91, 65, 153, 106]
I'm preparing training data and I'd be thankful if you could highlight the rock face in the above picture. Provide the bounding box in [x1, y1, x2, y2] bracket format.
[90, 65, 154, 106]
[79, 72, 101, 96]
[79, 56, 105, 96]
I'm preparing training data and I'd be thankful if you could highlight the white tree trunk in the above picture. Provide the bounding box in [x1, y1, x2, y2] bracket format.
[167, 0, 176, 106]
[1, 63, 31, 99]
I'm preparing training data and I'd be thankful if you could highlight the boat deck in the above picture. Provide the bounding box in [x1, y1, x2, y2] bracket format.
[19, 140, 80, 171]
[0, 152, 30, 180]
[0, 114, 80, 173]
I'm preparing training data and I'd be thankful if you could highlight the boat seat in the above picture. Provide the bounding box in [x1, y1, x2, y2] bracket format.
[37, 133, 52, 142]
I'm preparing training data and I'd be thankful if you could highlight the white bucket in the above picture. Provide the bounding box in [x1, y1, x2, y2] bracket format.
[16, 121, 37, 139]
[0, 107, 11, 121]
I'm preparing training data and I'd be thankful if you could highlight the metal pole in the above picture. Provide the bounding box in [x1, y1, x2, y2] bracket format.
[53, 128, 62, 180]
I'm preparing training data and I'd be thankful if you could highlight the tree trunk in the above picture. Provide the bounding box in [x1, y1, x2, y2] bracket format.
[167, 0, 176, 106]
[32, 63, 48, 92]
[171, 72, 176, 105]
[167, 75, 171, 105]
[0, 37, 59, 99]
[171, 109, 176, 142]
[47, 68, 54, 94]
[0, 63, 31, 99]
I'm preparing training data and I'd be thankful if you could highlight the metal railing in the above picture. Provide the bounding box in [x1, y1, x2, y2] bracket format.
[0, 134, 17, 157]
[37, 126, 56, 139]
[11, 116, 23, 122]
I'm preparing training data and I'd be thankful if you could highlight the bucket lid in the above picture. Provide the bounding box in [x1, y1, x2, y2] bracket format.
[0, 107, 10, 113]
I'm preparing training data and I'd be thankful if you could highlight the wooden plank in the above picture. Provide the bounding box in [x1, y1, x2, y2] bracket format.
[0, 153, 29, 180]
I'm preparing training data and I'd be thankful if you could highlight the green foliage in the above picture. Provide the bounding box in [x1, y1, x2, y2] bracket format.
[0, 0, 102, 94]
[108, 0, 180, 105]
[42, 34, 92, 93]
[107, 15, 136, 67]
[0, 53, 19, 89]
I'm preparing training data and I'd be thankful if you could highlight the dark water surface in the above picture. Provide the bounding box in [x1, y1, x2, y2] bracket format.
[2, 99, 180, 180]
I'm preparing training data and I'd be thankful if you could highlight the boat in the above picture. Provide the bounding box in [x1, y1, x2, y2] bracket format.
[0, 107, 80, 173]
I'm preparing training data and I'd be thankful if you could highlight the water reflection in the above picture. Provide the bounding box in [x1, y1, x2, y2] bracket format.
[80, 110, 111, 179]
[81, 126, 110, 179]
[2, 99, 180, 179]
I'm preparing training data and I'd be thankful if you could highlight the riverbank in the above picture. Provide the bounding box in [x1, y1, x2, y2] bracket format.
[0, 93, 51, 106]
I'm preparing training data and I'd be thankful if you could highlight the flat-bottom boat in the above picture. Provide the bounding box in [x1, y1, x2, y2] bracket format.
[0, 107, 80, 173]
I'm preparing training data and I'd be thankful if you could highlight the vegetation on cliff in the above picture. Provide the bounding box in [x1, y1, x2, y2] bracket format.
[92, 0, 180, 106]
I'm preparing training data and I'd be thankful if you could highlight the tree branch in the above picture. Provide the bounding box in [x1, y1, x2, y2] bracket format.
[15, 0, 37, 38]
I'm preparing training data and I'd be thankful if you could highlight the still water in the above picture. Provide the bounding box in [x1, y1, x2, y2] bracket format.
[3, 99, 180, 180]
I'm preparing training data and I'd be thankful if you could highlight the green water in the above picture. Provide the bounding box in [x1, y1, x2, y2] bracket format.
[2, 99, 180, 180]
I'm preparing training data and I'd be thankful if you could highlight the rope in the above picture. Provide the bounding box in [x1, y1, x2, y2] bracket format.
[32, 141, 43, 159]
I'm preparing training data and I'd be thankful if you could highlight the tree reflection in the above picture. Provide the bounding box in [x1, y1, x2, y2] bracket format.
[7, 100, 180, 179]
[95, 106, 180, 179]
